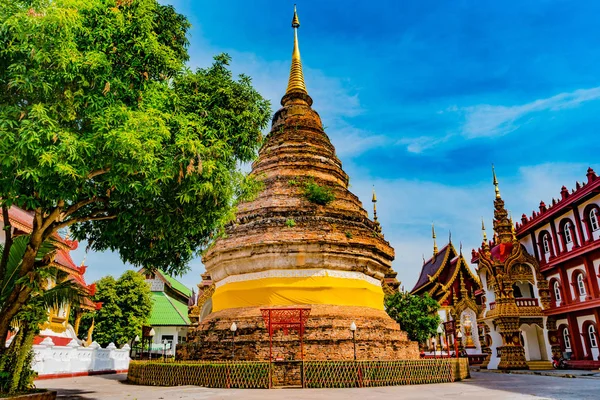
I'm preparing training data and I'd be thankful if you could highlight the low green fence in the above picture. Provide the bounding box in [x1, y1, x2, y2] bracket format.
[127, 358, 469, 389]
[304, 359, 468, 388]
[127, 361, 271, 388]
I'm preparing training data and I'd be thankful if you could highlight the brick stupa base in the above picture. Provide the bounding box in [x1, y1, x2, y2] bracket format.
[179, 305, 419, 361]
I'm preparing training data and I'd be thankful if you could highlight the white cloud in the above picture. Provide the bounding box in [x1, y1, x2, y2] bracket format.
[396, 133, 453, 154]
[458, 86, 600, 139]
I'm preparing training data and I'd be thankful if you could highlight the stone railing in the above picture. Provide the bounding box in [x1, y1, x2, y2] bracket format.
[31, 337, 130, 377]
[515, 298, 539, 307]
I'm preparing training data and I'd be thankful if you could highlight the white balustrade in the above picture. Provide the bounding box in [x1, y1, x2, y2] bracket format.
[29, 338, 131, 377]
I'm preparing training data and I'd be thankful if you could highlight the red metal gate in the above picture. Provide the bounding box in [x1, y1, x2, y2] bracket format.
[260, 307, 311, 362]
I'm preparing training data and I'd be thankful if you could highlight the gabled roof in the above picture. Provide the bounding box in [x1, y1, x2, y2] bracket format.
[158, 269, 192, 297]
[148, 291, 191, 326]
[411, 244, 454, 293]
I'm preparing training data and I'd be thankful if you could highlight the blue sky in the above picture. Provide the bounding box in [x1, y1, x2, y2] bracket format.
[74, 0, 600, 292]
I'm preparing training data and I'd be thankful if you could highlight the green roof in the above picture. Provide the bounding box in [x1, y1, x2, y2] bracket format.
[148, 291, 191, 326]
[158, 269, 193, 297]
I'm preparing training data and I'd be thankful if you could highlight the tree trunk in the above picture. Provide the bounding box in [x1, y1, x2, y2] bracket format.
[9, 326, 36, 394]
[0, 204, 13, 281]
[0, 224, 45, 354]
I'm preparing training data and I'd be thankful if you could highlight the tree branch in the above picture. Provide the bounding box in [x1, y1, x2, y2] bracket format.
[62, 197, 100, 219]
[0, 204, 13, 280]
[87, 167, 111, 179]
[40, 200, 64, 232]
[53, 213, 117, 232]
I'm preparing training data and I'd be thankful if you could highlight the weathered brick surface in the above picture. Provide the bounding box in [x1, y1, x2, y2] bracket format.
[182, 305, 419, 361]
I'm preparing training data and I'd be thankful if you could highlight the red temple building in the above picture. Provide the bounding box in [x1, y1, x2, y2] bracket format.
[515, 167, 600, 367]
[412, 227, 484, 357]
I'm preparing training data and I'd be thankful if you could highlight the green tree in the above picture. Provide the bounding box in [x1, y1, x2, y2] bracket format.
[0, 235, 86, 395]
[0, 0, 270, 348]
[80, 271, 152, 347]
[385, 291, 441, 344]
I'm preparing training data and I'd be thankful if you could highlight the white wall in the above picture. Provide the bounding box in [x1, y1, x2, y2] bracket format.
[25, 338, 130, 376]
[148, 326, 189, 356]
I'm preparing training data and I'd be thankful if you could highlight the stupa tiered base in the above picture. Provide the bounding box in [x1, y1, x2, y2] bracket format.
[180, 304, 419, 361]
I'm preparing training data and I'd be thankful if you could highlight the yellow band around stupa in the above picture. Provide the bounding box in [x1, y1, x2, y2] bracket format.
[212, 270, 385, 312]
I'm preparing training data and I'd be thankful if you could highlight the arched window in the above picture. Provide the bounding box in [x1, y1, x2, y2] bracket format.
[553, 281, 562, 302]
[543, 234, 550, 253]
[577, 273, 587, 296]
[564, 222, 573, 243]
[589, 325, 598, 348]
[563, 327, 572, 350]
[591, 209, 599, 232]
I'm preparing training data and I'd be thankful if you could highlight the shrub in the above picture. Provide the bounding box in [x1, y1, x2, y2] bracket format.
[285, 218, 296, 228]
[302, 180, 335, 206]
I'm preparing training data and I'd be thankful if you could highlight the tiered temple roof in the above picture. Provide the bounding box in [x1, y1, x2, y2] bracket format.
[411, 242, 481, 308]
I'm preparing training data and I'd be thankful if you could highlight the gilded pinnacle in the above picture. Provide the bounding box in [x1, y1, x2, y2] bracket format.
[285, 5, 308, 97]
[432, 223, 438, 256]
[482, 218, 488, 242]
[492, 164, 501, 199]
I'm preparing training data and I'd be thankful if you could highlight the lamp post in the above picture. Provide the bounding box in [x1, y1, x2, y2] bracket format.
[148, 328, 155, 361]
[432, 337, 437, 359]
[436, 325, 444, 357]
[456, 330, 463, 359]
[350, 321, 357, 361]
[131, 335, 139, 359]
[230, 322, 237, 359]
[162, 339, 168, 360]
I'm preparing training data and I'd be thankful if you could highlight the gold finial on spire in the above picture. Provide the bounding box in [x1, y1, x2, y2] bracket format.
[285, 5, 308, 97]
[492, 164, 501, 199]
[372, 186, 382, 233]
[372, 186, 378, 222]
[432, 223, 438, 256]
[481, 218, 487, 242]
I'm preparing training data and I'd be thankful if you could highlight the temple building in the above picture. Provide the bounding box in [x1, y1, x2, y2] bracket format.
[514, 167, 600, 368]
[472, 168, 553, 370]
[140, 268, 192, 356]
[411, 227, 484, 357]
[1, 206, 97, 346]
[184, 6, 417, 361]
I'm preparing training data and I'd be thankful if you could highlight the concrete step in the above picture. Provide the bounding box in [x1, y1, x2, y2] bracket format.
[527, 360, 554, 370]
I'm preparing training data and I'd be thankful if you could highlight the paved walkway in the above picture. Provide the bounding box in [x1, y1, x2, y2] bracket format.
[477, 367, 600, 379]
[37, 371, 600, 400]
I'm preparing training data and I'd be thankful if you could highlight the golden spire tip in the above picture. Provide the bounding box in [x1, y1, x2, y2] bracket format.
[432, 223, 438, 256]
[481, 217, 488, 241]
[492, 164, 501, 199]
[284, 4, 307, 98]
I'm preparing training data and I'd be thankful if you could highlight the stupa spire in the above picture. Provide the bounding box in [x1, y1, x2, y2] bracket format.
[432, 223, 438, 256]
[372, 186, 382, 233]
[285, 5, 308, 98]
